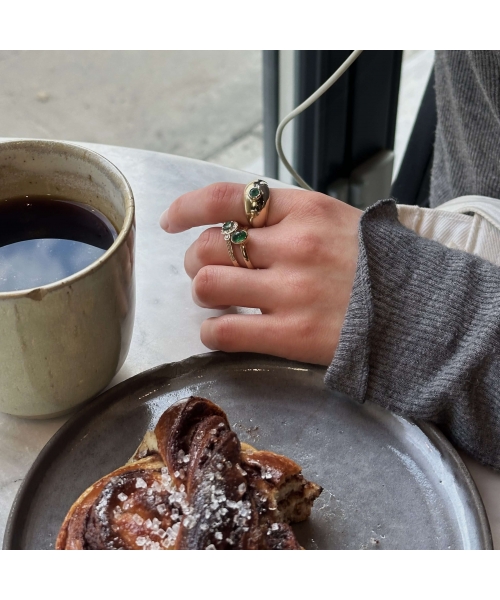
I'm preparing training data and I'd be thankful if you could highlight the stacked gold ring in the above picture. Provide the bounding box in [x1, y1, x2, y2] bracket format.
[221, 221, 254, 269]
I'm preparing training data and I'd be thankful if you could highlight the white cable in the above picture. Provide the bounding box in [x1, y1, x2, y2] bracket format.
[275, 50, 364, 191]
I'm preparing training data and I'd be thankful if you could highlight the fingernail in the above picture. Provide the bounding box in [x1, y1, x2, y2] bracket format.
[159, 209, 169, 232]
[201, 318, 217, 350]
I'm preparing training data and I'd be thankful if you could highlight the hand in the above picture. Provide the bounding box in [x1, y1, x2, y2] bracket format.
[160, 182, 361, 366]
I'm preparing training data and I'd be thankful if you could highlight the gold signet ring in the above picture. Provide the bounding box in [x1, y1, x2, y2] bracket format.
[244, 179, 270, 228]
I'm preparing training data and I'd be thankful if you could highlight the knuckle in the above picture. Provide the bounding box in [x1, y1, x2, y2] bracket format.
[196, 228, 217, 262]
[193, 266, 218, 303]
[288, 230, 323, 259]
[211, 317, 236, 350]
[208, 182, 233, 218]
[295, 316, 320, 341]
[306, 194, 333, 219]
[300, 231, 323, 256]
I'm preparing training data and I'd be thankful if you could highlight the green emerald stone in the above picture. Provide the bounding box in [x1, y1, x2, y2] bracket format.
[222, 221, 235, 231]
[249, 187, 260, 199]
[231, 229, 248, 244]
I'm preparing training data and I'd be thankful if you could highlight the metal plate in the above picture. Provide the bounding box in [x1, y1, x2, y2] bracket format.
[4, 352, 492, 550]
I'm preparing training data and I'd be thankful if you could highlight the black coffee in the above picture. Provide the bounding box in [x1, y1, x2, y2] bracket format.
[0, 196, 117, 292]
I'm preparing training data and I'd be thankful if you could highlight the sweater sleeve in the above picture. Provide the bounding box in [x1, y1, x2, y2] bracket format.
[431, 51, 500, 207]
[325, 199, 500, 470]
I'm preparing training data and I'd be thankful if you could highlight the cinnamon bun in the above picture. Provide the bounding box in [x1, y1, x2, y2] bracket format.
[56, 397, 322, 550]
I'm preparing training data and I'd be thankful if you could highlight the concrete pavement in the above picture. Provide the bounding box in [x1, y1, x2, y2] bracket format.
[0, 50, 263, 168]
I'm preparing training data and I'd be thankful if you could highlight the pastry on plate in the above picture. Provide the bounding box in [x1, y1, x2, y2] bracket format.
[56, 397, 322, 550]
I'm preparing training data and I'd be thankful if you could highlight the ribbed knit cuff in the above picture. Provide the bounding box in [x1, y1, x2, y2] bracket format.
[324, 199, 398, 403]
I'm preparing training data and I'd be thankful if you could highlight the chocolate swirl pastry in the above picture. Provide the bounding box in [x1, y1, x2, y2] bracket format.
[56, 397, 322, 550]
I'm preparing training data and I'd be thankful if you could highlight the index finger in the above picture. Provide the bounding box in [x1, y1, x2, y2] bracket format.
[160, 181, 304, 233]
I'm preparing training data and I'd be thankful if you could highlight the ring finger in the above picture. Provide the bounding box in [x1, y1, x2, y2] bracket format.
[193, 265, 278, 311]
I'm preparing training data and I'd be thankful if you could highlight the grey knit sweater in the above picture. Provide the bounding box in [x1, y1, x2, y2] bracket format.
[326, 51, 500, 471]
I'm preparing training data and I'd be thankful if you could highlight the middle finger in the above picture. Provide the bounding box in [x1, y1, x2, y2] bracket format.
[185, 225, 279, 278]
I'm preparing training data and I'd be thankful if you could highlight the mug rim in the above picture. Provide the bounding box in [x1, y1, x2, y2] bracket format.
[0, 139, 135, 299]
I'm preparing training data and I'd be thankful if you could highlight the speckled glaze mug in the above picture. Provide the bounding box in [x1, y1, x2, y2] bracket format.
[0, 140, 135, 418]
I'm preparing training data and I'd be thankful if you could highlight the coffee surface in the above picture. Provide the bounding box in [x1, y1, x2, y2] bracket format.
[0, 196, 117, 292]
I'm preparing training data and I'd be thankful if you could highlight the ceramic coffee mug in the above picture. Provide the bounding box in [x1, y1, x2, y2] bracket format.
[0, 140, 135, 417]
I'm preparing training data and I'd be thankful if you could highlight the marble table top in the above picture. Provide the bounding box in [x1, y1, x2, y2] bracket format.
[0, 141, 499, 549]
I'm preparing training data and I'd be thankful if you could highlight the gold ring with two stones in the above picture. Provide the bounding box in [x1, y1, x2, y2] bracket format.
[221, 220, 254, 269]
